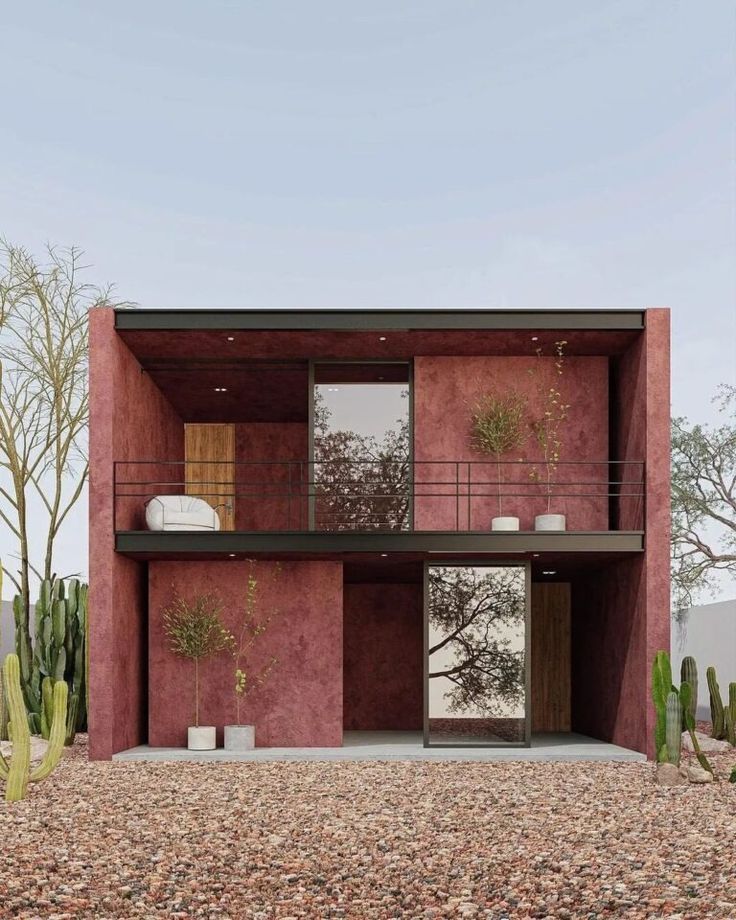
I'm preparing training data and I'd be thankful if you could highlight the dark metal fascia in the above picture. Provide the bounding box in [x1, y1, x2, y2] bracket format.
[114, 309, 645, 332]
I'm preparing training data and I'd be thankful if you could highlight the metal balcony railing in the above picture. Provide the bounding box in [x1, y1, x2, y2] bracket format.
[113, 459, 645, 533]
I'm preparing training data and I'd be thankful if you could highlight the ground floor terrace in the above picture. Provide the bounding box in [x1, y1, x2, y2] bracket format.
[90, 540, 667, 760]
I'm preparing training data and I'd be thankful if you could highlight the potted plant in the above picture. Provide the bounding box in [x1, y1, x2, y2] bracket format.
[161, 590, 233, 751]
[470, 391, 527, 530]
[529, 340, 571, 530]
[224, 561, 280, 752]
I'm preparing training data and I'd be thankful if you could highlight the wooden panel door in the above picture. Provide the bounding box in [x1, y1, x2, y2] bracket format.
[185, 424, 235, 530]
[531, 583, 571, 732]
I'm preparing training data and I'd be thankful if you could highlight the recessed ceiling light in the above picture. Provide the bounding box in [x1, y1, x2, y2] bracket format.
[542, 569, 557, 575]
[227, 336, 235, 341]
[214, 387, 228, 392]
[379, 336, 387, 341]
[380, 553, 388, 558]
[531, 336, 539, 342]
[228, 553, 236, 558]
[532, 553, 540, 558]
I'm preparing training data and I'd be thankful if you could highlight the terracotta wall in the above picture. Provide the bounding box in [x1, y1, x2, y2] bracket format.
[88, 308, 185, 760]
[148, 560, 343, 747]
[343, 583, 423, 730]
[571, 310, 670, 756]
[413, 356, 609, 531]
[234, 423, 308, 530]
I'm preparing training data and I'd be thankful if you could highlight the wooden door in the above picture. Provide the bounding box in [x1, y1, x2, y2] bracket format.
[531, 583, 571, 732]
[185, 424, 235, 531]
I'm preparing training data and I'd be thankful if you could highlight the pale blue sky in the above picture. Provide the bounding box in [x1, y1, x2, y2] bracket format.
[0, 0, 734, 590]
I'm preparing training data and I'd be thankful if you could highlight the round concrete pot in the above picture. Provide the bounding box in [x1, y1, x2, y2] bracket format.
[491, 516, 520, 531]
[187, 726, 216, 751]
[534, 513, 566, 531]
[224, 724, 255, 752]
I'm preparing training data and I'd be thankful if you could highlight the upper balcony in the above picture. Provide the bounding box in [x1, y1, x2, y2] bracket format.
[112, 458, 645, 555]
[94, 307, 665, 558]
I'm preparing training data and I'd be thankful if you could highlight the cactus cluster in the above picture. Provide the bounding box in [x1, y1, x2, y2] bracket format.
[652, 650, 713, 773]
[0, 653, 68, 802]
[707, 665, 736, 746]
[13, 577, 88, 744]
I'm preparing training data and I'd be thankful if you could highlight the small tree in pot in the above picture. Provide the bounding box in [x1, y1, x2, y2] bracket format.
[225, 560, 281, 751]
[528, 340, 571, 531]
[471, 392, 527, 530]
[162, 590, 233, 751]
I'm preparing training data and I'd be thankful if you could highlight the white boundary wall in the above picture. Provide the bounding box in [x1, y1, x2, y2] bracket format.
[672, 598, 736, 720]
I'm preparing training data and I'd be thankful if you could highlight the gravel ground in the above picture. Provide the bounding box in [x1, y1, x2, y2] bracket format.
[1, 735, 734, 919]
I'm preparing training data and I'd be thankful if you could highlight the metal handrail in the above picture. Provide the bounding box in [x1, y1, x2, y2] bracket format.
[113, 458, 645, 533]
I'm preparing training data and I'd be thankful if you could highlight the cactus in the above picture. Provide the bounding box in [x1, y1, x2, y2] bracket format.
[725, 682, 736, 747]
[680, 681, 713, 774]
[665, 691, 682, 765]
[652, 650, 673, 761]
[0, 560, 7, 743]
[707, 666, 726, 740]
[12, 577, 87, 743]
[0, 654, 68, 801]
[680, 656, 698, 728]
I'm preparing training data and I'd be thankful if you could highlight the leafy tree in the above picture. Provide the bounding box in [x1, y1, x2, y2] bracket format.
[162, 592, 233, 727]
[671, 384, 736, 618]
[313, 388, 410, 530]
[427, 566, 525, 715]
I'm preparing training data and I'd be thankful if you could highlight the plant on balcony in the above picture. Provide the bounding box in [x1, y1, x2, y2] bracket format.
[161, 590, 233, 751]
[470, 391, 527, 530]
[225, 560, 281, 752]
[528, 340, 571, 530]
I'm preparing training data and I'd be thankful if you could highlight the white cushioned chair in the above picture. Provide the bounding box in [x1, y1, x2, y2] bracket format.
[145, 495, 222, 532]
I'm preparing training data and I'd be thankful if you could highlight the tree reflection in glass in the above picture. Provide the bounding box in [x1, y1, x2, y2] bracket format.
[427, 565, 527, 744]
[313, 385, 410, 531]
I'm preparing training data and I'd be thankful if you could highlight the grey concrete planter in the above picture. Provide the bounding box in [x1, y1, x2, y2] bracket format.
[188, 726, 216, 750]
[534, 513, 566, 531]
[224, 724, 255, 751]
[491, 516, 520, 531]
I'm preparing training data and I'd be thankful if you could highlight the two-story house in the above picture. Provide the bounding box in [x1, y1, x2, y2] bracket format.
[88, 308, 669, 759]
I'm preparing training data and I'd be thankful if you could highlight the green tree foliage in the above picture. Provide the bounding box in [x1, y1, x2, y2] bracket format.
[671, 385, 736, 617]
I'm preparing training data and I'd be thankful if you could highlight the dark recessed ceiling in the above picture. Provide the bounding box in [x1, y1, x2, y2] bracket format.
[143, 361, 308, 423]
[119, 327, 639, 363]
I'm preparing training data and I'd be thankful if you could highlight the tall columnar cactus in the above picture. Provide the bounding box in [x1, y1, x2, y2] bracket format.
[665, 691, 682, 766]
[0, 654, 68, 802]
[680, 681, 713, 775]
[725, 682, 736, 747]
[680, 656, 698, 728]
[707, 666, 726, 740]
[0, 560, 7, 743]
[652, 650, 673, 762]
[13, 577, 87, 743]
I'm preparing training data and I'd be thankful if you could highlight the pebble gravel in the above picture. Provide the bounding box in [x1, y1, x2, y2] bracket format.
[1, 735, 734, 919]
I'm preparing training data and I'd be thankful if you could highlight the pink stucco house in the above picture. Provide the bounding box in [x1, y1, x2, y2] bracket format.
[88, 308, 670, 759]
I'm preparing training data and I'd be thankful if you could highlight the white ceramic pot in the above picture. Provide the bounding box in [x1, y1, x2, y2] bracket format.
[491, 516, 520, 531]
[224, 724, 255, 752]
[188, 726, 216, 751]
[534, 513, 566, 531]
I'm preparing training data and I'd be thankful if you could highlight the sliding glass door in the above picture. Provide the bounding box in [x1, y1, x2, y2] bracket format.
[424, 563, 530, 746]
[311, 362, 411, 531]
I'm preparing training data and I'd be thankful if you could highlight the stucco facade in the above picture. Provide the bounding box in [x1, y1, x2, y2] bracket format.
[88, 307, 670, 759]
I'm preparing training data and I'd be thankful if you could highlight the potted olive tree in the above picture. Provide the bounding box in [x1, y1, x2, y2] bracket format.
[529, 340, 571, 530]
[471, 391, 527, 531]
[162, 590, 233, 751]
[225, 560, 280, 752]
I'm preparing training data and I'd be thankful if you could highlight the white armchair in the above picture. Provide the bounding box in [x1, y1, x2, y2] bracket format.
[145, 495, 223, 532]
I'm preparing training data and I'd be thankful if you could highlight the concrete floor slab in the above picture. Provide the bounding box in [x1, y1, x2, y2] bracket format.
[112, 731, 646, 763]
